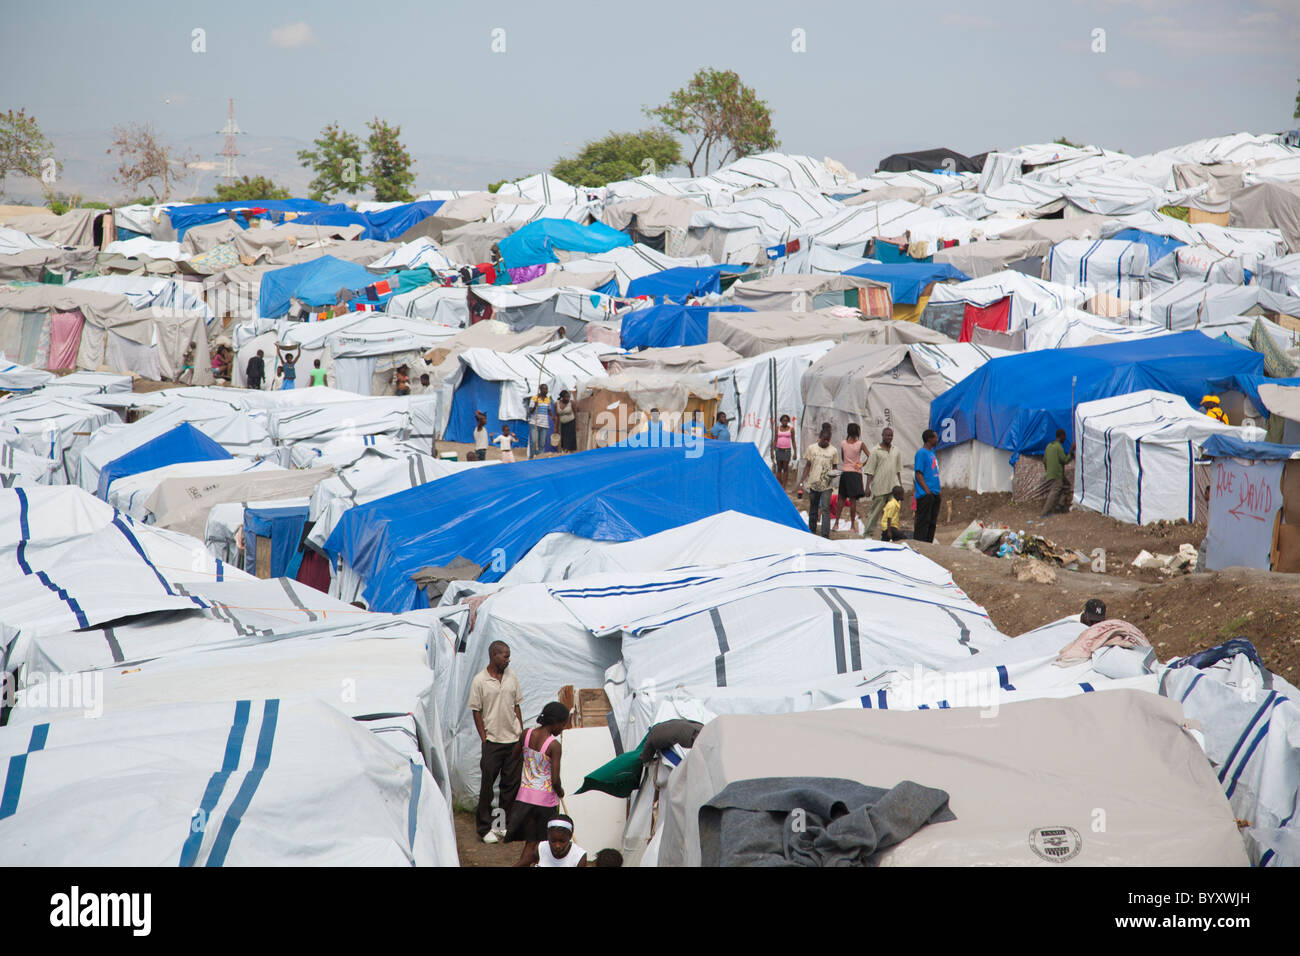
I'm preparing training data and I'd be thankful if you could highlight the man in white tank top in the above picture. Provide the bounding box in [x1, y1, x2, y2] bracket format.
[537, 815, 587, 867]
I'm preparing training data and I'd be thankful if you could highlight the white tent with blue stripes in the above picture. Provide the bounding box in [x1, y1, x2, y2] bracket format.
[1073, 389, 1247, 525]
[1048, 239, 1149, 301]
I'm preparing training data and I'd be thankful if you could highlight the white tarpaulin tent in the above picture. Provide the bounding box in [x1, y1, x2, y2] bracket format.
[653, 691, 1250, 867]
[1073, 389, 1244, 524]
[1047, 239, 1149, 301]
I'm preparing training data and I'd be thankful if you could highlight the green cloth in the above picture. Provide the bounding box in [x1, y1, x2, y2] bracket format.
[1044, 440, 1068, 480]
[576, 733, 649, 799]
[309, 367, 327, 386]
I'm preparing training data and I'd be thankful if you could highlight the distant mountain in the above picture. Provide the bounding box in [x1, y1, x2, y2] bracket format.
[3, 129, 545, 204]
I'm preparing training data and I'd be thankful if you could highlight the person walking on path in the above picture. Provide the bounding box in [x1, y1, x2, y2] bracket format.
[863, 427, 903, 537]
[914, 429, 942, 543]
[527, 384, 553, 458]
[507, 701, 570, 867]
[469, 641, 523, 844]
[1041, 429, 1075, 517]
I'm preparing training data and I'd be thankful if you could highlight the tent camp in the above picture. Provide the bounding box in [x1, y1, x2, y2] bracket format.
[729, 273, 892, 316]
[618, 303, 753, 350]
[95, 422, 233, 500]
[709, 310, 949, 358]
[576, 372, 720, 449]
[1073, 390, 1243, 524]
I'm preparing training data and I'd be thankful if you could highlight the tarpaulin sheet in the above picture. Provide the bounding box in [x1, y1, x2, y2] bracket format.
[498, 219, 632, 268]
[843, 262, 969, 306]
[166, 199, 337, 239]
[293, 201, 445, 241]
[324, 443, 805, 612]
[1111, 228, 1186, 266]
[625, 265, 744, 303]
[959, 298, 1011, 343]
[1200, 434, 1300, 461]
[929, 331, 1263, 459]
[619, 304, 752, 350]
[95, 422, 232, 499]
[443, 367, 525, 443]
[1208, 374, 1300, 418]
[259, 255, 395, 317]
[244, 503, 309, 578]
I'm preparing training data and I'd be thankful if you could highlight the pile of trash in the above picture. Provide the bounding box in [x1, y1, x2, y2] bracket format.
[951, 521, 1093, 570]
[1131, 544, 1200, 575]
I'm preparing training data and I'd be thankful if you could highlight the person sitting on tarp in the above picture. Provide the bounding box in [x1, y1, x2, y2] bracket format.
[1200, 394, 1229, 425]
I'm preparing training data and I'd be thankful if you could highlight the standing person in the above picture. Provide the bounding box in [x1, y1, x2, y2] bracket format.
[494, 424, 518, 463]
[863, 427, 903, 537]
[1041, 429, 1075, 517]
[685, 409, 706, 442]
[468, 641, 523, 844]
[517, 815, 588, 868]
[245, 349, 266, 391]
[472, 410, 490, 461]
[644, 408, 666, 447]
[914, 428, 942, 543]
[178, 341, 197, 383]
[838, 423, 866, 533]
[708, 412, 731, 442]
[1199, 395, 1229, 424]
[308, 358, 328, 388]
[393, 364, 411, 397]
[772, 414, 797, 488]
[796, 423, 839, 538]
[880, 485, 906, 541]
[527, 384, 553, 459]
[507, 701, 570, 867]
[275, 344, 299, 391]
[555, 390, 577, 453]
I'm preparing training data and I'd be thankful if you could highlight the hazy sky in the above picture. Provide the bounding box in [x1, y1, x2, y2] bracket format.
[4, 0, 1298, 187]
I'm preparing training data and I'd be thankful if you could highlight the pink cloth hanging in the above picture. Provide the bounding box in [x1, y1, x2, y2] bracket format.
[507, 264, 547, 284]
[49, 310, 84, 369]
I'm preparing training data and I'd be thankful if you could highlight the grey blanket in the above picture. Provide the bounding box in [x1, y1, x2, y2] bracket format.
[699, 777, 954, 867]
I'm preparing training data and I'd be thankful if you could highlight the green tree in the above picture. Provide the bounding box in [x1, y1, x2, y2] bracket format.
[365, 118, 415, 202]
[552, 129, 682, 187]
[297, 122, 365, 202]
[108, 122, 196, 202]
[213, 175, 292, 202]
[1054, 136, 1085, 149]
[1, 108, 55, 199]
[645, 68, 779, 176]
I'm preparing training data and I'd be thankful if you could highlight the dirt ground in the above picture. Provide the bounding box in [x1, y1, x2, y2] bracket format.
[778, 481, 1300, 681]
[453, 806, 519, 868]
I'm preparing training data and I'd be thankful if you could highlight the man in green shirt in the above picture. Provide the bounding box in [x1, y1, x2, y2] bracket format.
[1041, 429, 1074, 517]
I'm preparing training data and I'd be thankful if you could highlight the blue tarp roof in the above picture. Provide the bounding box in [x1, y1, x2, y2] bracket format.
[929, 331, 1265, 460]
[1201, 435, 1300, 461]
[1208, 373, 1300, 418]
[842, 262, 969, 305]
[497, 219, 632, 268]
[96, 423, 232, 499]
[292, 200, 445, 241]
[619, 304, 753, 350]
[1111, 229, 1186, 267]
[259, 255, 392, 317]
[625, 265, 745, 303]
[323, 443, 805, 612]
[166, 199, 337, 239]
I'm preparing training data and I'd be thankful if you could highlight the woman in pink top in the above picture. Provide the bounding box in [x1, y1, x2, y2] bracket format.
[772, 414, 797, 489]
[507, 701, 569, 866]
[838, 422, 866, 534]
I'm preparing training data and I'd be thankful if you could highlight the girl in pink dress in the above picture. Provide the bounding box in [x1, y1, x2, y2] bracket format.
[507, 701, 570, 866]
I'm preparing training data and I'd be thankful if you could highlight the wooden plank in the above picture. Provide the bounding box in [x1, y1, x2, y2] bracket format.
[254, 534, 273, 579]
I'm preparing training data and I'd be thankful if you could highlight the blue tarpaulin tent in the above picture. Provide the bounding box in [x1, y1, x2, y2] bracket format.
[166, 199, 337, 239]
[96, 423, 232, 499]
[625, 265, 746, 303]
[619, 304, 753, 350]
[929, 331, 1265, 460]
[323, 443, 805, 612]
[444, 366, 527, 444]
[842, 262, 969, 305]
[259, 255, 394, 317]
[244, 503, 310, 578]
[1208, 373, 1300, 417]
[497, 219, 632, 268]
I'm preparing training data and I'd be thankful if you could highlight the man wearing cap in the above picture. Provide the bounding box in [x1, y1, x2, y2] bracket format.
[1081, 599, 1107, 626]
[469, 641, 524, 843]
[1200, 395, 1229, 425]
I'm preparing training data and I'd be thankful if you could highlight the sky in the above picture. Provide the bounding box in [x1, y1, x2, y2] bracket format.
[3, 0, 1298, 193]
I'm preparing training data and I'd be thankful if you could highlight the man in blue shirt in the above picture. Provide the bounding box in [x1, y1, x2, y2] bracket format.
[913, 428, 941, 543]
[708, 412, 731, 442]
[645, 408, 665, 447]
